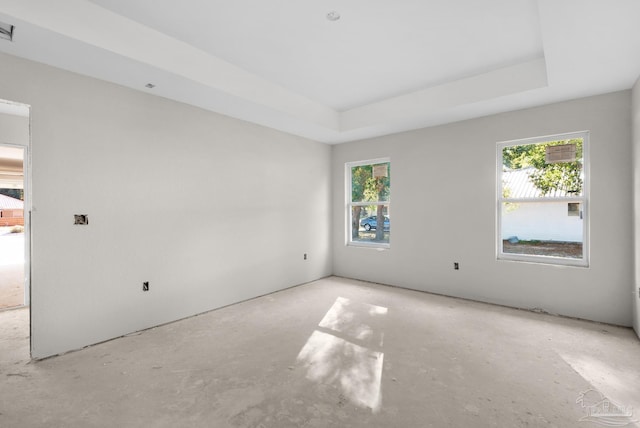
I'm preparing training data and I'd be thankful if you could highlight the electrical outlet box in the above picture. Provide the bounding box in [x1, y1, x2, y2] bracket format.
[74, 214, 88, 225]
[143, 281, 149, 292]
[454, 262, 459, 270]
[304, 253, 308, 260]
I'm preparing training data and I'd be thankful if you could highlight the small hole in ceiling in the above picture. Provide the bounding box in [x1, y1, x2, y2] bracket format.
[145, 83, 156, 89]
[326, 11, 341, 21]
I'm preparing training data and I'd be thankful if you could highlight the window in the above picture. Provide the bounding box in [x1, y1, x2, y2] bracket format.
[567, 202, 580, 217]
[347, 158, 390, 248]
[497, 132, 589, 266]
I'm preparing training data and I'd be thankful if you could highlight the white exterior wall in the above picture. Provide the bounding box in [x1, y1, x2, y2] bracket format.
[0, 52, 332, 359]
[501, 202, 583, 242]
[332, 91, 633, 326]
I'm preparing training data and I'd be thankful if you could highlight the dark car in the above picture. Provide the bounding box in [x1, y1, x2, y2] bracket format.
[360, 215, 390, 231]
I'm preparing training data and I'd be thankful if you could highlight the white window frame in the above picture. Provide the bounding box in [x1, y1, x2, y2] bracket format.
[496, 131, 589, 267]
[346, 157, 391, 249]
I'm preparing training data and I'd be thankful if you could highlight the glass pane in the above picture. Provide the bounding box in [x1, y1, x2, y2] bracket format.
[502, 139, 583, 198]
[501, 201, 583, 259]
[351, 205, 390, 244]
[351, 162, 390, 203]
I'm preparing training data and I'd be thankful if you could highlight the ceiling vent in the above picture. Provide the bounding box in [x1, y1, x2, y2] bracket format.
[0, 21, 14, 42]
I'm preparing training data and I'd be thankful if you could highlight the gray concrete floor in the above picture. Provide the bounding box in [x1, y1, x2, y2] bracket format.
[0, 263, 24, 309]
[1, 276, 639, 427]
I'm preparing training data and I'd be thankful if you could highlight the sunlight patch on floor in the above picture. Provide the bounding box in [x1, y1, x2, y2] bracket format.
[296, 297, 387, 412]
[559, 352, 640, 427]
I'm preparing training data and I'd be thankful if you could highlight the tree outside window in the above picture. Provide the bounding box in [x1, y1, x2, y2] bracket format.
[498, 132, 589, 266]
[347, 159, 390, 247]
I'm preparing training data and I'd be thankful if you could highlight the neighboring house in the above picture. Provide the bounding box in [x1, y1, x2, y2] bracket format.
[0, 193, 24, 227]
[502, 167, 582, 242]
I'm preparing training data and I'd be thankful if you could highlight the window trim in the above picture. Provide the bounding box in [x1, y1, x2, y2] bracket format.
[346, 157, 391, 249]
[496, 131, 590, 267]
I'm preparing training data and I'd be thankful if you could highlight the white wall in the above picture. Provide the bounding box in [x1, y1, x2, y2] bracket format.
[501, 202, 583, 242]
[633, 76, 640, 338]
[333, 91, 633, 326]
[0, 52, 332, 358]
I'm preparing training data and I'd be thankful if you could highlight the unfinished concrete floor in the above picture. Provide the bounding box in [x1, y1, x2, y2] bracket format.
[1, 276, 639, 427]
[0, 263, 24, 310]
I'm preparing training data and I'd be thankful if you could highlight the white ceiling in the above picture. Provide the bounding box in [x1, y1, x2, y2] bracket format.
[0, 0, 639, 144]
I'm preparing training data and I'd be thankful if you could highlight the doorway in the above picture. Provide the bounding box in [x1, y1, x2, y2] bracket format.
[0, 100, 29, 315]
[0, 145, 26, 309]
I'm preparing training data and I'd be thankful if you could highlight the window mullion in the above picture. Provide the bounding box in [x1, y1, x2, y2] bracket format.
[502, 197, 585, 204]
[350, 201, 386, 207]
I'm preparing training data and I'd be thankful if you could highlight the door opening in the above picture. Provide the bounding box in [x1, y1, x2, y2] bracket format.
[0, 98, 30, 359]
[0, 145, 25, 309]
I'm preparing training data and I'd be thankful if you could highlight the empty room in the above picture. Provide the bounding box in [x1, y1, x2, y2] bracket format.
[1, 1, 640, 427]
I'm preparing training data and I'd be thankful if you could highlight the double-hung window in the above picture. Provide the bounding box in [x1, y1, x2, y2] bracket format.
[347, 158, 391, 248]
[497, 132, 589, 266]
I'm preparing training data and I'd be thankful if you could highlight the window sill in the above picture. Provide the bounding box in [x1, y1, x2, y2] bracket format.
[348, 241, 390, 250]
[498, 253, 588, 268]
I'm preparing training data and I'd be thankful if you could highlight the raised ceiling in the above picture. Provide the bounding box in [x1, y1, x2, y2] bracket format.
[0, 0, 639, 143]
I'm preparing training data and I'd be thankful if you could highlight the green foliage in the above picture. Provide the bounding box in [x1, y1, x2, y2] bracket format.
[351, 162, 391, 241]
[352, 163, 390, 203]
[351, 165, 372, 202]
[502, 184, 519, 212]
[503, 139, 583, 196]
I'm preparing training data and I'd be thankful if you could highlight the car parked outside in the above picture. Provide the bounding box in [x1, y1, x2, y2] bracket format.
[359, 215, 390, 231]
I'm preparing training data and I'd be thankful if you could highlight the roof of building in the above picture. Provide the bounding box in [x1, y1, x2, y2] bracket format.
[502, 167, 580, 198]
[0, 194, 24, 210]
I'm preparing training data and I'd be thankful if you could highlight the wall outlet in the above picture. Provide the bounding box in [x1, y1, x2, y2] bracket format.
[74, 214, 88, 225]
[143, 281, 149, 292]
[454, 262, 459, 270]
[304, 253, 308, 260]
